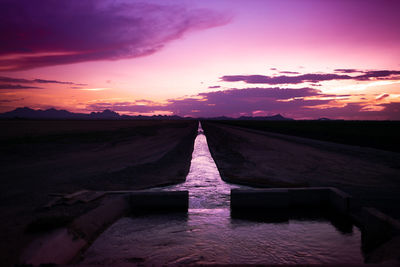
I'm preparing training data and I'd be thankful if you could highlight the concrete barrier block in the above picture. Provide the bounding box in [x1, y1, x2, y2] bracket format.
[71, 196, 130, 241]
[329, 187, 352, 213]
[20, 196, 129, 265]
[20, 228, 87, 266]
[231, 189, 289, 209]
[289, 187, 329, 207]
[358, 207, 400, 251]
[348, 197, 362, 211]
[367, 235, 400, 264]
[362, 207, 400, 235]
[130, 190, 188, 212]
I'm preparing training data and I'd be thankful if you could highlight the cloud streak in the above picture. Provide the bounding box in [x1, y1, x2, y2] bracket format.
[0, 76, 86, 86]
[221, 69, 400, 85]
[376, 93, 390, 101]
[0, 0, 229, 71]
[0, 76, 86, 91]
[0, 84, 42, 90]
[221, 74, 353, 84]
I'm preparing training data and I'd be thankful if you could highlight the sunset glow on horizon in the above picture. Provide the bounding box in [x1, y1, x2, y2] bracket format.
[1, 0, 400, 119]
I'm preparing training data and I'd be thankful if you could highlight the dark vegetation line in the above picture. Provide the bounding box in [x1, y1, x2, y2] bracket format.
[208, 120, 400, 153]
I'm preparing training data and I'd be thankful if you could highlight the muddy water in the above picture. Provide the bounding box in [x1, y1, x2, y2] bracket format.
[81, 122, 365, 266]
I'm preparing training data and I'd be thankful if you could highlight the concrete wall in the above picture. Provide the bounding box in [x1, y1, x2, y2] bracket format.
[21, 196, 130, 265]
[129, 190, 188, 213]
[20, 191, 189, 265]
[357, 207, 400, 247]
[329, 187, 352, 213]
[231, 187, 351, 213]
[231, 189, 289, 209]
[289, 187, 330, 208]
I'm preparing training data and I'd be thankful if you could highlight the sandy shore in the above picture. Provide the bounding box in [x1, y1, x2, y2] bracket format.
[0, 120, 197, 266]
[203, 122, 400, 220]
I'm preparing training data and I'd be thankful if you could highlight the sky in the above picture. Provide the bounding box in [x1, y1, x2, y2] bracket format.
[1, 0, 400, 119]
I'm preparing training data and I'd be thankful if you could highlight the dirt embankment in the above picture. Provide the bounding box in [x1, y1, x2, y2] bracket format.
[0, 120, 197, 266]
[203, 122, 400, 219]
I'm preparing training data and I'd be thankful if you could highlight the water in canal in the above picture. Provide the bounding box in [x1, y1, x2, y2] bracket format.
[81, 122, 365, 266]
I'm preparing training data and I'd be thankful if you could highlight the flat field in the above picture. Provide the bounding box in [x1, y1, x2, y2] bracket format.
[215, 120, 400, 152]
[203, 121, 400, 220]
[0, 119, 197, 266]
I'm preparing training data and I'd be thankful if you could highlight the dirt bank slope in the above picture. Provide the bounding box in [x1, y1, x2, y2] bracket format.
[203, 122, 400, 219]
[0, 120, 197, 266]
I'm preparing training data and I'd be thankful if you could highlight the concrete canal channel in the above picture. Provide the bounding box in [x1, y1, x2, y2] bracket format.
[21, 122, 400, 266]
[79, 123, 371, 266]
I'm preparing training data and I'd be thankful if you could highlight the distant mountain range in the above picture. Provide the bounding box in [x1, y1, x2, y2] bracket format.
[0, 107, 295, 120]
[204, 114, 294, 121]
[0, 107, 183, 120]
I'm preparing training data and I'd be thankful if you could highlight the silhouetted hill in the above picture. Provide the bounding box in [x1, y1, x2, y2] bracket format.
[317, 117, 331, 121]
[90, 109, 120, 119]
[0, 107, 294, 120]
[205, 114, 294, 121]
[0, 107, 82, 119]
[0, 107, 185, 120]
[238, 114, 294, 121]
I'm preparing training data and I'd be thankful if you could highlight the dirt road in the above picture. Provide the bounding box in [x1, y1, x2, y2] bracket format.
[203, 122, 400, 219]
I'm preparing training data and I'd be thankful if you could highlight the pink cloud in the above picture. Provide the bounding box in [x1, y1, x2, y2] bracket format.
[376, 94, 390, 101]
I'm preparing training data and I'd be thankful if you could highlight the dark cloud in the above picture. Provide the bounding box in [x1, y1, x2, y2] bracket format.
[198, 87, 322, 99]
[220, 73, 353, 84]
[299, 102, 400, 120]
[279, 71, 300, 74]
[88, 87, 330, 117]
[167, 88, 329, 117]
[334, 69, 400, 80]
[85, 87, 400, 120]
[88, 102, 165, 113]
[376, 102, 400, 120]
[0, 97, 24, 103]
[33, 79, 87, 86]
[0, 84, 42, 90]
[221, 69, 400, 85]
[334, 69, 362, 73]
[0, 76, 32, 83]
[0, 76, 86, 86]
[208, 85, 221, 89]
[298, 103, 365, 119]
[269, 68, 300, 74]
[354, 70, 400, 81]
[0, 0, 229, 71]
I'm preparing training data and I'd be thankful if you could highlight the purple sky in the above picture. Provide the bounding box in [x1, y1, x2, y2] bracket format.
[0, 0, 400, 119]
